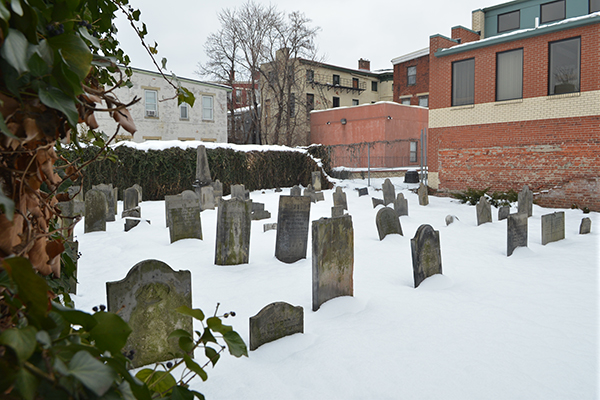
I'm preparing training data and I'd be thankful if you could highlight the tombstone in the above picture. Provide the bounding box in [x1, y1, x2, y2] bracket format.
[312, 215, 354, 311]
[314, 192, 325, 202]
[113, 188, 118, 215]
[372, 198, 384, 208]
[92, 183, 116, 222]
[195, 145, 212, 186]
[106, 259, 192, 368]
[290, 185, 302, 196]
[275, 196, 311, 264]
[382, 179, 395, 206]
[498, 206, 510, 221]
[230, 184, 246, 201]
[579, 217, 591, 234]
[394, 193, 408, 217]
[541, 211, 565, 245]
[211, 180, 223, 206]
[507, 213, 528, 256]
[165, 191, 198, 229]
[84, 189, 107, 233]
[357, 187, 368, 197]
[249, 302, 304, 351]
[167, 193, 202, 243]
[518, 185, 533, 217]
[200, 186, 216, 211]
[417, 183, 429, 206]
[123, 208, 141, 232]
[132, 184, 143, 203]
[122, 187, 141, 232]
[376, 207, 403, 240]
[57, 188, 85, 240]
[263, 223, 277, 232]
[445, 215, 458, 226]
[331, 205, 344, 218]
[411, 224, 442, 288]
[251, 202, 271, 221]
[404, 170, 419, 183]
[275, 187, 282, 193]
[476, 196, 492, 226]
[215, 198, 252, 265]
[303, 185, 317, 203]
[311, 171, 322, 191]
[332, 187, 348, 211]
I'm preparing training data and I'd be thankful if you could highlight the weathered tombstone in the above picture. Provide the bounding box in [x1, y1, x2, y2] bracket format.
[541, 211, 565, 245]
[507, 213, 528, 256]
[200, 186, 216, 211]
[445, 215, 458, 226]
[275, 196, 311, 263]
[106, 260, 192, 368]
[123, 187, 141, 231]
[165, 191, 198, 228]
[372, 198, 384, 208]
[92, 183, 116, 221]
[64, 240, 79, 294]
[382, 179, 395, 206]
[476, 196, 492, 226]
[303, 185, 317, 203]
[123, 208, 141, 232]
[57, 188, 85, 240]
[357, 187, 368, 197]
[376, 207, 403, 240]
[195, 145, 212, 186]
[332, 187, 348, 210]
[518, 185, 533, 217]
[312, 215, 354, 311]
[404, 170, 419, 183]
[84, 189, 107, 233]
[113, 188, 118, 215]
[211, 179, 223, 199]
[230, 184, 246, 201]
[314, 192, 325, 202]
[290, 185, 302, 196]
[498, 206, 510, 221]
[263, 222, 277, 232]
[411, 224, 442, 288]
[167, 193, 202, 243]
[123, 187, 139, 212]
[331, 205, 344, 218]
[249, 302, 304, 351]
[311, 171, 322, 191]
[251, 202, 271, 220]
[132, 184, 143, 203]
[215, 198, 252, 265]
[579, 217, 591, 234]
[394, 193, 408, 217]
[418, 183, 429, 206]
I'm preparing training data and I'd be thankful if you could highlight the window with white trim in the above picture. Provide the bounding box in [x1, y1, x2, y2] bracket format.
[202, 96, 214, 120]
[145, 90, 158, 117]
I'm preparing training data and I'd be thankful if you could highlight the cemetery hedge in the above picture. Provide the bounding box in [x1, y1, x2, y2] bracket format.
[66, 144, 332, 200]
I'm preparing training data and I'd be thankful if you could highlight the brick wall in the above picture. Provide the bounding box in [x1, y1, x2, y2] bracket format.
[451, 26, 481, 44]
[393, 54, 429, 105]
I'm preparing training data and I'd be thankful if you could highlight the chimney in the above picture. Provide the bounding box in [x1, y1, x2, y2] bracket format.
[358, 58, 370, 71]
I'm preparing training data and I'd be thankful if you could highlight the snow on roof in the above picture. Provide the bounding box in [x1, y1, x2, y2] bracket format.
[391, 47, 429, 65]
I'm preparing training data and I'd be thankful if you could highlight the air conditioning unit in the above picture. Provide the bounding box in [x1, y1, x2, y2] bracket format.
[146, 110, 156, 117]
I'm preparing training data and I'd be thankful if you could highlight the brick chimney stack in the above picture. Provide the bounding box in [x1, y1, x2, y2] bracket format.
[358, 58, 370, 71]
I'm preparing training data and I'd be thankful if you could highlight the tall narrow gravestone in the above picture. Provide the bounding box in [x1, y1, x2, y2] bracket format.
[507, 213, 528, 256]
[382, 178, 395, 206]
[200, 186, 215, 210]
[411, 224, 442, 288]
[132, 183, 143, 203]
[476, 196, 492, 225]
[518, 185, 533, 217]
[290, 185, 302, 196]
[275, 196, 311, 263]
[332, 187, 347, 210]
[579, 217, 591, 234]
[312, 215, 354, 311]
[541, 211, 565, 245]
[168, 194, 202, 243]
[106, 260, 192, 368]
[211, 179, 223, 205]
[215, 198, 252, 265]
[92, 183, 116, 222]
[195, 145, 212, 186]
[311, 171, 322, 191]
[123, 187, 141, 232]
[418, 183, 429, 206]
[394, 193, 408, 217]
[249, 302, 304, 351]
[84, 189, 107, 233]
[376, 207, 403, 240]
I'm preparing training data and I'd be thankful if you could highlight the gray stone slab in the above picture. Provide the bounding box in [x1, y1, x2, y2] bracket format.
[200, 186, 216, 210]
[311, 171, 322, 191]
[332, 187, 348, 210]
[372, 198, 384, 208]
[394, 193, 408, 217]
[263, 223, 277, 232]
[106, 259, 192, 368]
[195, 145, 212, 185]
[65, 240, 78, 294]
[215, 198, 252, 265]
[476, 196, 492, 226]
[167, 195, 202, 243]
[315, 192, 325, 202]
[541, 211, 565, 245]
[132, 183, 143, 203]
[418, 183, 429, 206]
[498, 206, 510, 221]
[113, 188, 118, 215]
[411, 224, 442, 288]
[124, 187, 139, 212]
[84, 189, 107, 233]
[92, 183, 116, 221]
[230, 184, 246, 201]
[252, 210, 271, 221]
[357, 187, 368, 197]
[312, 215, 354, 311]
[376, 207, 403, 240]
[249, 302, 304, 351]
[123, 207, 141, 232]
[165, 191, 198, 228]
[445, 215, 459, 226]
[507, 213, 528, 256]
[290, 185, 302, 196]
[331, 205, 344, 218]
[275, 196, 311, 264]
[518, 185, 533, 217]
[382, 178, 395, 206]
[579, 217, 591, 234]
[211, 179, 223, 199]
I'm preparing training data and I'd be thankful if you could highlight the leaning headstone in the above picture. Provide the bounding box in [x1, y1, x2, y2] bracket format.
[332, 187, 348, 210]
[445, 215, 458, 226]
[84, 189, 107, 233]
[263, 223, 277, 232]
[311, 171, 322, 191]
[476, 196, 492, 226]
[290, 185, 302, 196]
[251, 202, 271, 221]
[394, 193, 408, 217]
[382, 179, 395, 206]
[372, 198, 384, 208]
[376, 207, 403, 240]
[106, 259, 192, 368]
[507, 213, 528, 256]
[123, 187, 139, 212]
[92, 183, 116, 222]
[123, 208, 141, 232]
[275, 196, 311, 264]
[418, 183, 429, 206]
[312, 215, 354, 311]
[331, 205, 344, 218]
[200, 186, 216, 211]
[498, 206, 510, 221]
[249, 302, 304, 351]
[215, 198, 252, 265]
[357, 187, 368, 197]
[230, 184, 246, 201]
[579, 218, 591, 234]
[541, 211, 565, 245]
[167, 193, 202, 243]
[195, 145, 212, 186]
[411, 224, 442, 288]
[518, 185, 533, 217]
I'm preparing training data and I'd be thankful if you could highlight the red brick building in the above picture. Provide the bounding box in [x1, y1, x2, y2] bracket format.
[392, 48, 430, 107]
[428, 0, 600, 211]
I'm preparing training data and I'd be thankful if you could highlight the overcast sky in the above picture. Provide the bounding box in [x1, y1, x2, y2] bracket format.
[115, 0, 502, 80]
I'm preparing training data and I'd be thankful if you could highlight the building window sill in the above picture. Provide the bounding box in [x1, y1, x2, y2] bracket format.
[494, 98, 523, 106]
[450, 104, 475, 110]
[546, 92, 580, 100]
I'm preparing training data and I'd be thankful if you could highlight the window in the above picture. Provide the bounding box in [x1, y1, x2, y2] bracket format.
[235, 89, 242, 103]
[541, 0, 565, 23]
[418, 95, 429, 107]
[180, 103, 189, 120]
[289, 93, 295, 117]
[145, 90, 158, 117]
[306, 93, 314, 118]
[591, 0, 600, 13]
[410, 141, 418, 163]
[332, 97, 340, 108]
[401, 98, 411, 105]
[407, 66, 417, 85]
[352, 99, 359, 106]
[372, 81, 378, 91]
[306, 69, 314, 82]
[333, 74, 340, 86]
[496, 48, 523, 101]
[202, 96, 213, 120]
[498, 10, 520, 33]
[452, 58, 475, 106]
[352, 78, 359, 89]
[549, 37, 580, 95]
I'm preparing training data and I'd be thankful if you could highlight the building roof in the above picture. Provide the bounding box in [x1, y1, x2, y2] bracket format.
[130, 66, 232, 91]
[298, 58, 392, 78]
[391, 47, 429, 65]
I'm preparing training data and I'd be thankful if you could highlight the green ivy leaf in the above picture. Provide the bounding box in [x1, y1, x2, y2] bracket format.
[136, 369, 176, 395]
[118, 380, 136, 400]
[176, 305, 204, 321]
[223, 331, 248, 358]
[104, 358, 152, 400]
[89, 311, 132, 354]
[52, 303, 98, 331]
[178, 336, 194, 354]
[0, 326, 37, 363]
[1, 28, 29, 75]
[204, 346, 220, 367]
[38, 86, 79, 126]
[68, 350, 115, 397]
[48, 32, 92, 81]
[182, 354, 207, 382]
[189, 390, 206, 400]
[0, 2, 10, 21]
[177, 87, 195, 107]
[15, 367, 38, 400]
[167, 329, 192, 340]
[199, 328, 217, 345]
[3, 257, 50, 324]
[35, 330, 52, 349]
[78, 26, 100, 48]
[170, 385, 195, 400]
[0, 192, 15, 220]
[206, 317, 232, 335]
[10, 0, 23, 17]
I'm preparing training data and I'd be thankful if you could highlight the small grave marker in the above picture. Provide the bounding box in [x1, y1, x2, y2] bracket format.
[518, 185, 533, 217]
[249, 302, 304, 351]
[418, 183, 429, 206]
[476, 196, 492, 225]
[541, 211, 565, 245]
[84, 189, 107, 233]
[394, 193, 408, 217]
[275, 196, 311, 263]
[411, 224, 442, 288]
[507, 213, 528, 256]
[382, 179, 395, 206]
[332, 187, 348, 210]
[579, 217, 591, 234]
[215, 198, 252, 265]
[376, 207, 403, 240]
[498, 206, 510, 221]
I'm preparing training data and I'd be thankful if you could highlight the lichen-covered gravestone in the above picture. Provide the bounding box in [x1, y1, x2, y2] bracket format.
[290, 185, 302, 196]
[382, 178, 395, 206]
[230, 184, 246, 201]
[418, 183, 429, 206]
[411, 224, 442, 288]
[312, 215, 354, 311]
[106, 259, 192, 368]
[332, 187, 348, 210]
[376, 207, 403, 240]
[275, 195, 311, 263]
[579, 217, 591, 234]
[251, 202, 271, 221]
[498, 206, 510, 221]
[84, 189, 107, 233]
[165, 191, 198, 228]
[331, 205, 344, 218]
[394, 193, 408, 217]
[476, 196, 492, 225]
[92, 183, 116, 222]
[249, 302, 304, 351]
[215, 198, 252, 265]
[541, 211, 565, 245]
[518, 185, 533, 217]
[507, 213, 528, 256]
[132, 183, 143, 203]
[167, 191, 202, 243]
[311, 171, 322, 191]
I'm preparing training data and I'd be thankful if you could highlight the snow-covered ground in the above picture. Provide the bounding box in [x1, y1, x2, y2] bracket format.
[72, 177, 599, 400]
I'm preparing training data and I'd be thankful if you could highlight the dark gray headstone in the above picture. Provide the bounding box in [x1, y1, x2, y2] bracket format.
[331, 205, 344, 218]
[123, 187, 139, 212]
[411, 224, 442, 288]
[518, 185, 533, 217]
[312, 215, 354, 311]
[132, 184, 143, 203]
[231, 184, 246, 201]
[314, 192, 325, 202]
[195, 145, 212, 185]
[418, 183, 429, 206]
[263, 222, 277, 232]
[372, 198, 384, 208]
[332, 187, 348, 210]
[376, 207, 403, 240]
[165, 190, 198, 229]
[251, 202, 271, 220]
[275, 196, 311, 264]
[84, 189, 107, 233]
[249, 302, 304, 351]
[113, 188, 118, 215]
[394, 193, 408, 217]
[92, 183, 116, 221]
[358, 187, 369, 197]
[476, 196, 492, 226]
[382, 179, 395, 206]
[200, 186, 215, 210]
[404, 170, 419, 183]
[311, 171, 322, 192]
[211, 179, 223, 200]
[275, 187, 282, 193]
[541, 211, 565, 245]
[507, 213, 528, 256]
[498, 206, 510, 221]
[215, 198, 252, 265]
[123, 207, 141, 232]
[106, 259, 192, 368]
[168, 194, 202, 243]
[290, 185, 302, 196]
[579, 217, 591, 234]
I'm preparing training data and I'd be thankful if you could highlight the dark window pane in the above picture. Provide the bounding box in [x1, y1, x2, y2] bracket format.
[591, 0, 600, 13]
[452, 58, 475, 106]
[549, 37, 580, 95]
[333, 75, 340, 85]
[407, 66, 417, 85]
[333, 97, 340, 107]
[498, 10, 520, 33]
[372, 81, 378, 91]
[496, 49, 523, 101]
[541, 0, 565, 23]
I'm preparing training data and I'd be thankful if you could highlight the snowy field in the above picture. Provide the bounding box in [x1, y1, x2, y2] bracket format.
[72, 177, 599, 400]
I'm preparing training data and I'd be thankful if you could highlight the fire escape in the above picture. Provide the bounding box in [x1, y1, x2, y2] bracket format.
[308, 72, 367, 94]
